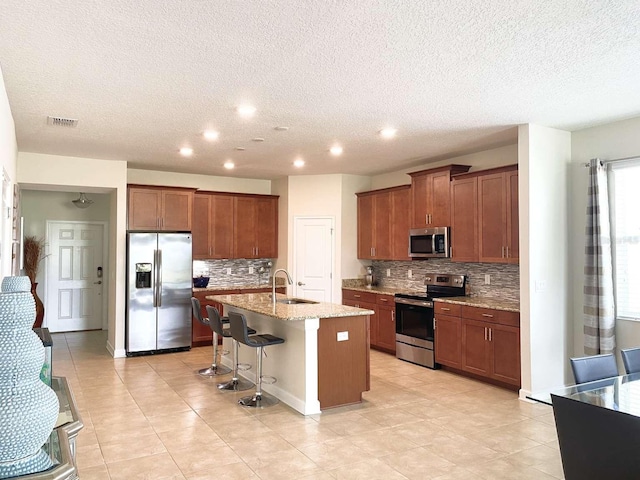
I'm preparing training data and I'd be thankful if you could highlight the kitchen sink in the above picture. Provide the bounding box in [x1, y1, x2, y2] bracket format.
[277, 298, 319, 305]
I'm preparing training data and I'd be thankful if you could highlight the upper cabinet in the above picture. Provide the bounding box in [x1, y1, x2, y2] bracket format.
[409, 165, 471, 228]
[450, 165, 519, 264]
[193, 192, 235, 259]
[128, 186, 194, 231]
[356, 185, 410, 260]
[233, 194, 279, 259]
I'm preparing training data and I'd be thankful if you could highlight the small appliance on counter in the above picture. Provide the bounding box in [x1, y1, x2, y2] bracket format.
[193, 276, 210, 288]
[364, 266, 375, 288]
[395, 273, 466, 369]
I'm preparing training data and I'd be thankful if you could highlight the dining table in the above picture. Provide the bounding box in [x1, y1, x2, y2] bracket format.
[528, 372, 640, 479]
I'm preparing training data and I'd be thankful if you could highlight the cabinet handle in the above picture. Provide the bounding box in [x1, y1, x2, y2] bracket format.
[506, 246, 509, 258]
[354, 294, 361, 298]
[429, 214, 432, 224]
[433, 318, 436, 329]
[425, 214, 428, 225]
[441, 307, 450, 311]
[481, 313, 494, 318]
[501, 246, 505, 258]
[489, 328, 492, 342]
[379, 298, 388, 302]
[484, 327, 487, 341]
[391, 311, 395, 322]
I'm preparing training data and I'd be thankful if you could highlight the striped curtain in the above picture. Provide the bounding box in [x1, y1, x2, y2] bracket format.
[584, 158, 616, 354]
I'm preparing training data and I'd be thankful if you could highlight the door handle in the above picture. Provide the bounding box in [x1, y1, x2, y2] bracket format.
[297, 281, 305, 286]
[93, 281, 102, 285]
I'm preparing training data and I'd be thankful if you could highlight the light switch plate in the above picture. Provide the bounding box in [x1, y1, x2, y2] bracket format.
[386, 269, 391, 277]
[485, 274, 491, 285]
[226, 268, 232, 275]
[337, 331, 349, 342]
[408, 269, 413, 279]
[249, 267, 254, 274]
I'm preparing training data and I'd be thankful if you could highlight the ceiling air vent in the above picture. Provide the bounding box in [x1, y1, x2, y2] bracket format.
[47, 116, 78, 128]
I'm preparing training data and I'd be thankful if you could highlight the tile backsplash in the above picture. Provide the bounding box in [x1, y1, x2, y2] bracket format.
[193, 259, 274, 288]
[368, 259, 520, 302]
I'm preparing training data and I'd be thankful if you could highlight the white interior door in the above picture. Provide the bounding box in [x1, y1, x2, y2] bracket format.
[45, 222, 105, 332]
[294, 217, 334, 302]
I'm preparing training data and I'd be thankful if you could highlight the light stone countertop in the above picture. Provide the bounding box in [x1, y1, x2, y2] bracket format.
[193, 281, 285, 293]
[434, 296, 520, 313]
[341, 285, 423, 296]
[207, 292, 375, 321]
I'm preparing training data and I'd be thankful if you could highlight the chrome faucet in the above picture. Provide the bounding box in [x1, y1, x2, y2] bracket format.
[272, 268, 293, 304]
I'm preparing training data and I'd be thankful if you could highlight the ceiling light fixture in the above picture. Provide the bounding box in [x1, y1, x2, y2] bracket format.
[179, 147, 193, 157]
[203, 130, 219, 141]
[235, 147, 246, 151]
[237, 105, 256, 117]
[72, 193, 93, 209]
[293, 158, 305, 168]
[224, 160, 235, 170]
[274, 126, 289, 131]
[379, 128, 398, 139]
[330, 145, 343, 156]
[252, 138, 265, 142]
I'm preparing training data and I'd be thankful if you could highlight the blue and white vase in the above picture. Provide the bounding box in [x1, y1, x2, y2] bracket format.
[0, 276, 59, 478]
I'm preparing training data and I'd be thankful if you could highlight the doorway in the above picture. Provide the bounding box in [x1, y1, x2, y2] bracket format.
[293, 217, 334, 302]
[45, 221, 107, 332]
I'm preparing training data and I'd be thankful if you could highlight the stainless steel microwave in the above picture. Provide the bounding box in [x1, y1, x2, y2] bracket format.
[409, 227, 450, 258]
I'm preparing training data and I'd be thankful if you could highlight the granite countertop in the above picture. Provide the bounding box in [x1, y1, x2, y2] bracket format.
[207, 292, 375, 321]
[193, 282, 284, 293]
[341, 285, 424, 296]
[434, 296, 520, 313]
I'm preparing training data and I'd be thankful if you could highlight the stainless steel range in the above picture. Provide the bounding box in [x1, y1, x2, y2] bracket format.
[395, 274, 466, 368]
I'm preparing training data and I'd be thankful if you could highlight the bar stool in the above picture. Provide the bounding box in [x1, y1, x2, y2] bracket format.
[228, 311, 285, 408]
[206, 305, 255, 392]
[191, 297, 231, 376]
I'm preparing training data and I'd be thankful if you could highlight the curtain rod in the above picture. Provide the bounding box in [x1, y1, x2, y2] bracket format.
[583, 155, 640, 167]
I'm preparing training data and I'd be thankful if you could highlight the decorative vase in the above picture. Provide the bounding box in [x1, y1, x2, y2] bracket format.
[31, 282, 44, 329]
[0, 276, 59, 478]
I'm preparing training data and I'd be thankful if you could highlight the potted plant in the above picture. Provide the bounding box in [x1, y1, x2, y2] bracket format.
[23, 236, 47, 328]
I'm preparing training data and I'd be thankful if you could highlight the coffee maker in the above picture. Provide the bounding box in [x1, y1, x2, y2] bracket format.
[365, 266, 374, 288]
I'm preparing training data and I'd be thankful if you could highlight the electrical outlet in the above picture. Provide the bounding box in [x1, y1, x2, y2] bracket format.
[408, 269, 413, 279]
[386, 269, 391, 277]
[226, 268, 232, 275]
[249, 266, 254, 274]
[337, 331, 349, 342]
[485, 274, 491, 285]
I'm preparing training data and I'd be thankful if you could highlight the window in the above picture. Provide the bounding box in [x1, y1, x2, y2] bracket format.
[610, 161, 640, 320]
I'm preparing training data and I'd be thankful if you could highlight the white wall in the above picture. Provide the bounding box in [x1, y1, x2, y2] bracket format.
[571, 116, 640, 360]
[272, 176, 290, 281]
[127, 169, 271, 194]
[0, 67, 18, 277]
[17, 152, 128, 357]
[519, 124, 572, 397]
[370, 144, 518, 190]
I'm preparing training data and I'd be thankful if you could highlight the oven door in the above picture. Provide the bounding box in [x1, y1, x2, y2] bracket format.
[395, 298, 434, 346]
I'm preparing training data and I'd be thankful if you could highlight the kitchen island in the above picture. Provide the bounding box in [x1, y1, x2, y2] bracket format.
[207, 292, 373, 415]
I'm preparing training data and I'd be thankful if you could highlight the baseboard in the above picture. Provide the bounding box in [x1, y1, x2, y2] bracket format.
[519, 388, 533, 401]
[106, 340, 126, 358]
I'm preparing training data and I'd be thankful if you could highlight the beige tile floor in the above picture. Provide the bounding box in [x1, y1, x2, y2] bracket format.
[52, 331, 564, 480]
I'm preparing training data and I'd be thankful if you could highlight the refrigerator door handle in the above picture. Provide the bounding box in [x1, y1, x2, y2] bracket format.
[156, 249, 163, 307]
[153, 249, 159, 307]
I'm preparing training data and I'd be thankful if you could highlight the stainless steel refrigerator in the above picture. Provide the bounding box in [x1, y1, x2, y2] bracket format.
[126, 232, 192, 355]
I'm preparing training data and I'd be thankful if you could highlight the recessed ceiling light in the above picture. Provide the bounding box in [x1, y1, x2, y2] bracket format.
[203, 130, 219, 141]
[179, 147, 193, 157]
[274, 126, 289, 131]
[224, 160, 235, 169]
[293, 158, 305, 168]
[379, 128, 397, 139]
[330, 145, 343, 156]
[237, 105, 256, 117]
[235, 147, 246, 151]
[252, 138, 265, 142]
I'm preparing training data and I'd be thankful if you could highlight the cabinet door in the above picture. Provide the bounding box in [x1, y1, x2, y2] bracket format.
[434, 314, 462, 368]
[450, 177, 478, 262]
[233, 197, 257, 258]
[373, 192, 391, 259]
[461, 319, 490, 376]
[411, 174, 429, 228]
[506, 170, 519, 263]
[430, 171, 452, 226]
[128, 188, 161, 230]
[256, 196, 278, 258]
[357, 195, 374, 259]
[192, 194, 211, 259]
[390, 188, 411, 260]
[342, 299, 377, 347]
[376, 304, 396, 352]
[490, 323, 521, 386]
[478, 173, 507, 263]
[211, 194, 234, 259]
[162, 190, 193, 231]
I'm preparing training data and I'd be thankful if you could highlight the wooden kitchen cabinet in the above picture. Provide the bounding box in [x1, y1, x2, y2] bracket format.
[342, 289, 379, 348]
[128, 185, 194, 231]
[477, 166, 519, 263]
[376, 294, 396, 353]
[356, 185, 410, 260]
[233, 194, 278, 259]
[409, 165, 470, 228]
[434, 301, 463, 369]
[193, 192, 235, 259]
[450, 176, 479, 262]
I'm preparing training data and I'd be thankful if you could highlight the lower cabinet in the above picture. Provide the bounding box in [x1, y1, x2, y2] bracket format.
[342, 289, 395, 354]
[435, 301, 520, 387]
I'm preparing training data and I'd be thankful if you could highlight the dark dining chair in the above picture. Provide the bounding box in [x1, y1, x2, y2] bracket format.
[621, 347, 640, 374]
[570, 353, 618, 384]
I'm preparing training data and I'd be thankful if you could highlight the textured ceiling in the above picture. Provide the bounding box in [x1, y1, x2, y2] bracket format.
[1, 1, 640, 180]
